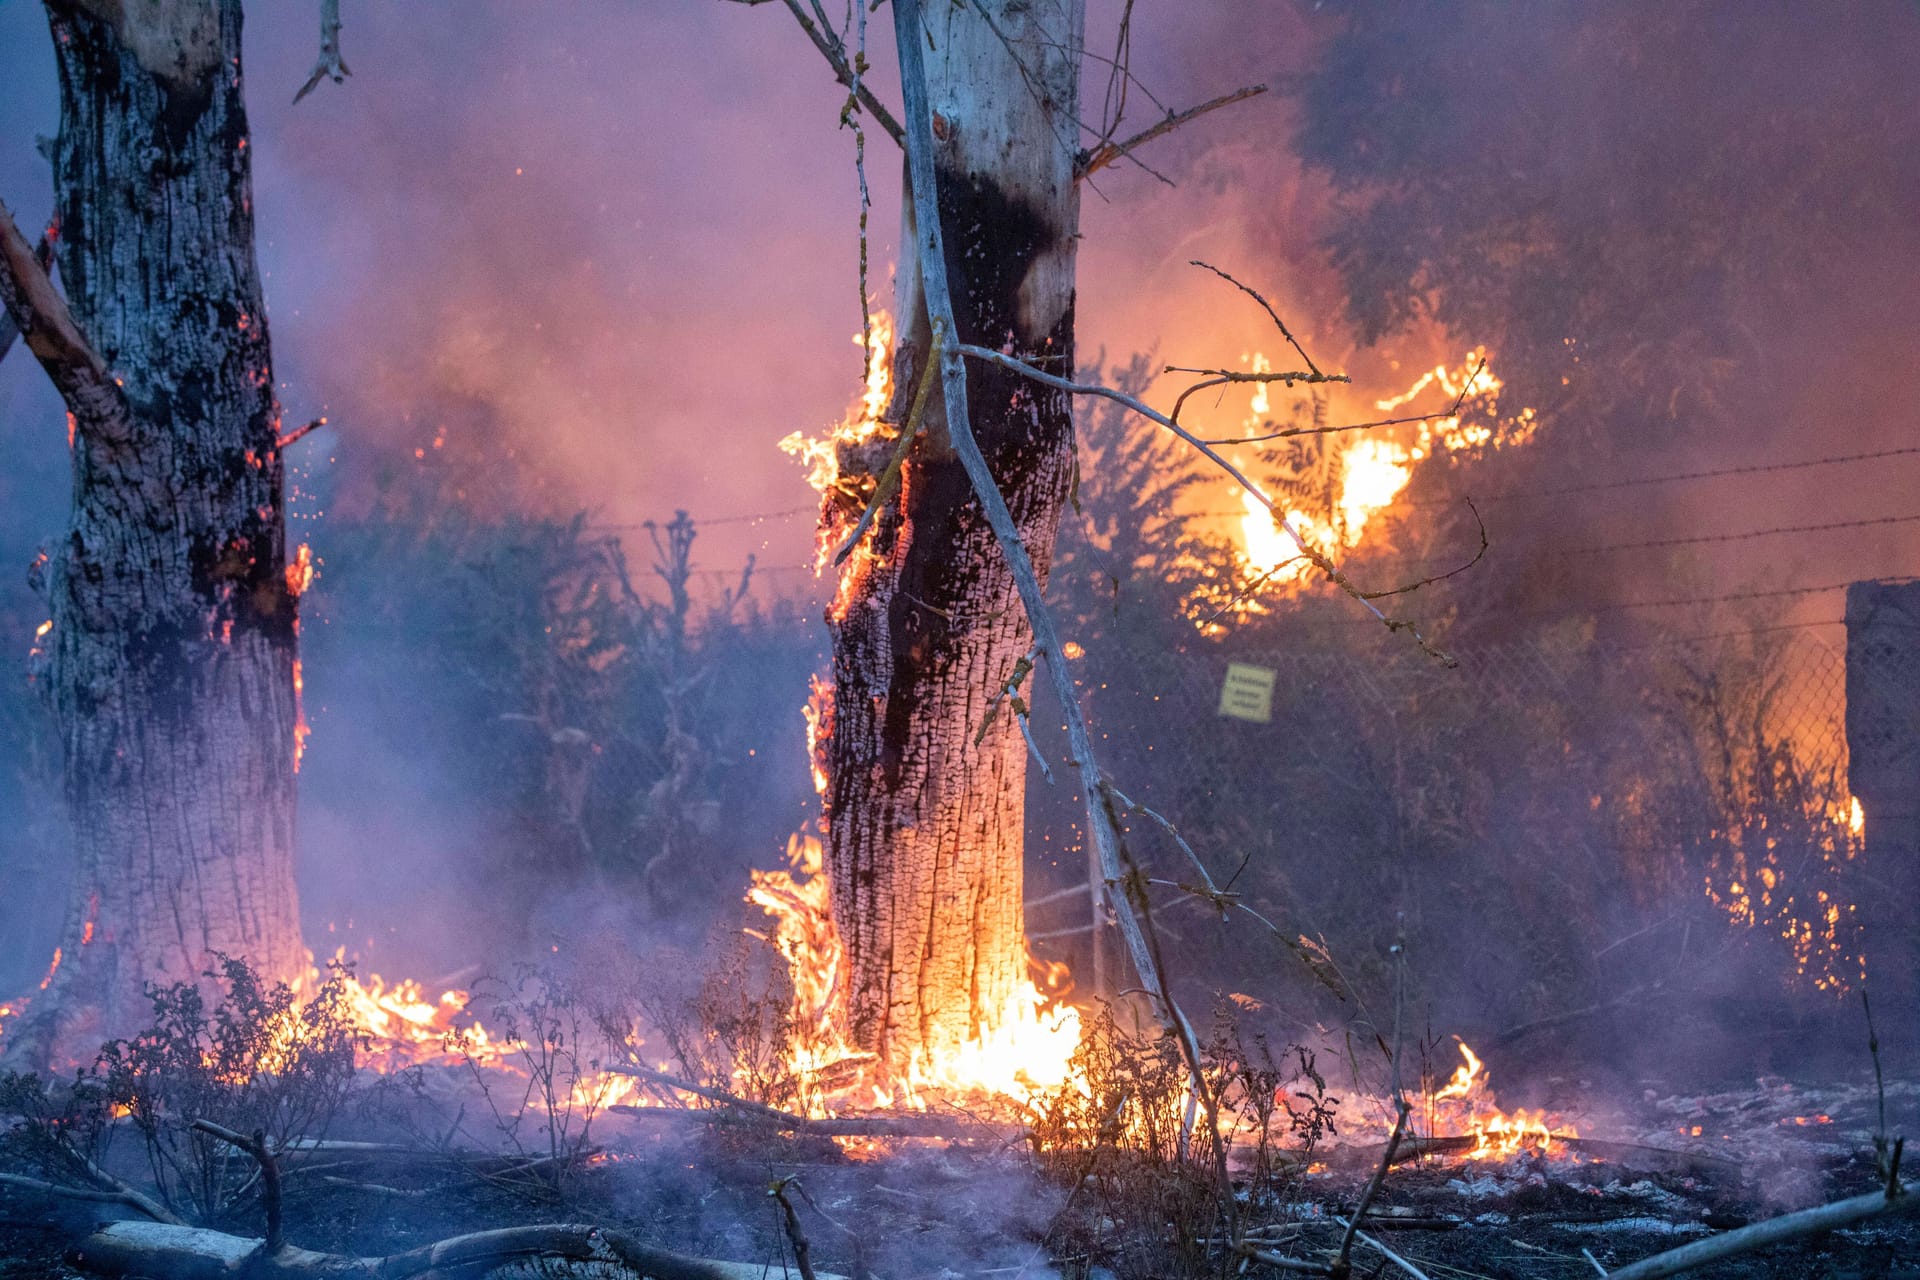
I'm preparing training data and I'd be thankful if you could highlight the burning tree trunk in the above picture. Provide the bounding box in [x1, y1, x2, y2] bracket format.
[0, 0, 304, 1061]
[816, 1, 1083, 1076]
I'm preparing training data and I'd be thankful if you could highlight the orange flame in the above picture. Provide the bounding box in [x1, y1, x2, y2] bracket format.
[1236, 350, 1534, 587]
[1426, 1040, 1578, 1160]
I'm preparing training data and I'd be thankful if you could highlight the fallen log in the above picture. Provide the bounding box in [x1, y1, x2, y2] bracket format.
[69, 1219, 850, 1280]
[609, 1102, 1018, 1140]
[1338, 1134, 1737, 1178]
[603, 1063, 1022, 1139]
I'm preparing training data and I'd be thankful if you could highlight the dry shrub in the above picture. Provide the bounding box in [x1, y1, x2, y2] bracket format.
[1, 954, 363, 1228]
[1026, 1002, 1342, 1279]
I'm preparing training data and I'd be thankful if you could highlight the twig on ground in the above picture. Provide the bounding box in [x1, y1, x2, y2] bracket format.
[294, 0, 350, 104]
[1333, 938, 1410, 1277]
[1329, 1218, 1432, 1280]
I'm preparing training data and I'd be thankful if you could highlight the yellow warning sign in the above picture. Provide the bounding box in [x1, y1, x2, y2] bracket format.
[1218, 662, 1276, 723]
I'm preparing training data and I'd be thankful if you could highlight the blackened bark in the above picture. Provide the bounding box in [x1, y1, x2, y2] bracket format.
[8, 0, 304, 1063]
[819, 1, 1083, 1075]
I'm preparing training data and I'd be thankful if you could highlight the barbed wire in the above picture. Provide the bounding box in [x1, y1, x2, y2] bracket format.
[1568, 511, 1920, 555]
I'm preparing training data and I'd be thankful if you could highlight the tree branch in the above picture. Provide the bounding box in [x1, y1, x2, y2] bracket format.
[191, 1120, 282, 1253]
[773, 0, 905, 148]
[0, 196, 133, 447]
[294, 0, 351, 104]
[953, 343, 1457, 664]
[1078, 84, 1268, 180]
[0, 1172, 184, 1226]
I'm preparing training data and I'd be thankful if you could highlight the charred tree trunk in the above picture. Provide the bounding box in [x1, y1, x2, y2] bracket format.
[0, 0, 304, 1062]
[819, 1, 1082, 1076]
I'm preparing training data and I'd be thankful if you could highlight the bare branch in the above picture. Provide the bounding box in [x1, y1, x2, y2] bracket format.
[773, 0, 905, 148]
[1167, 365, 1349, 427]
[191, 1120, 282, 1253]
[953, 342, 1457, 664]
[294, 0, 351, 104]
[1078, 84, 1268, 180]
[1205, 355, 1493, 446]
[1357, 497, 1488, 602]
[1190, 258, 1321, 376]
[276, 417, 326, 451]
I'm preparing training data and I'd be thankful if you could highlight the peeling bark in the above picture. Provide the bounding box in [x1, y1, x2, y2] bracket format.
[7, 0, 304, 1063]
[819, 0, 1083, 1074]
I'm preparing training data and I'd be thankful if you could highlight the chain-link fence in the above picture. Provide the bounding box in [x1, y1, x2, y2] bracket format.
[1020, 619, 1877, 1042]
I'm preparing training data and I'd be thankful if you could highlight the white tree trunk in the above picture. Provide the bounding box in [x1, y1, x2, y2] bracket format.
[819, 0, 1083, 1076]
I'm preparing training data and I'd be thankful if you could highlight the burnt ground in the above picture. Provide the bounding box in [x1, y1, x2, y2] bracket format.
[2, 1075, 1918, 1279]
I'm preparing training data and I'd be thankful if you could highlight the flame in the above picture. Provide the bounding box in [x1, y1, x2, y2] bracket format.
[746, 831, 1081, 1115]
[780, 310, 897, 588]
[1235, 350, 1534, 584]
[291, 658, 310, 772]
[1425, 1040, 1578, 1160]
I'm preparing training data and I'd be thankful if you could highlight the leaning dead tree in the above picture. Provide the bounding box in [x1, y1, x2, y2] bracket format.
[0, 0, 306, 1062]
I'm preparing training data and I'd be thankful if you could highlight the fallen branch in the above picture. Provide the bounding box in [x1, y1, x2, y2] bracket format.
[610, 1102, 1006, 1140]
[604, 1064, 1011, 1138]
[0, 1172, 183, 1225]
[1601, 1182, 1917, 1280]
[69, 1218, 850, 1280]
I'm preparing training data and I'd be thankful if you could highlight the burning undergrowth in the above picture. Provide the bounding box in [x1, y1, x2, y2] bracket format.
[3, 948, 1915, 1280]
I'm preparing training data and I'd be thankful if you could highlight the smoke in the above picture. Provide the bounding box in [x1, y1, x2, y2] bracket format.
[2, 1, 1915, 1082]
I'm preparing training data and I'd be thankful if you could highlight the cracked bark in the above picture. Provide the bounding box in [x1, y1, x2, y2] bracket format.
[7, 0, 303, 1063]
[819, 0, 1083, 1075]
